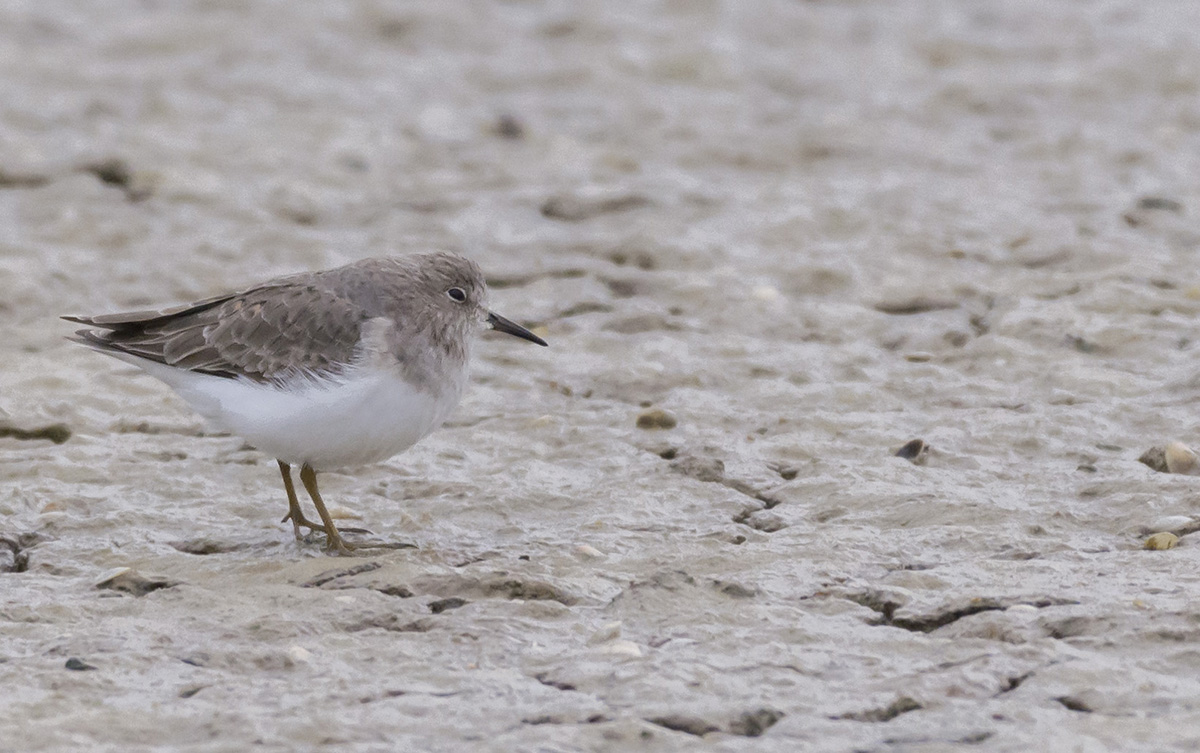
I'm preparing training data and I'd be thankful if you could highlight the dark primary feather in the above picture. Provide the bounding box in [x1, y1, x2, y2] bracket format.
[65, 281, 368, 383]
[61, 293, 232, 329]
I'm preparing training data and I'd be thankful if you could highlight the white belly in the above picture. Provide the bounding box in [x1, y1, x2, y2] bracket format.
[119, 355, 464, 470]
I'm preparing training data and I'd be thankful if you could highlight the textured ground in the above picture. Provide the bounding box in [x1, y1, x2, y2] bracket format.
[3, 1, 1200, 751]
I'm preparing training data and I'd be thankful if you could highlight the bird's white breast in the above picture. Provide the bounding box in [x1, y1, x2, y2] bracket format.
[120, 355, 466, 470]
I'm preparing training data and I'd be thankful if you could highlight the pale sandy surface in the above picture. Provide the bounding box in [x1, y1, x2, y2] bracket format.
[3, 1, 1200, 751]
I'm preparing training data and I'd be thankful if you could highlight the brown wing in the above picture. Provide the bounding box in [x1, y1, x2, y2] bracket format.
[64, 282, 368, 383]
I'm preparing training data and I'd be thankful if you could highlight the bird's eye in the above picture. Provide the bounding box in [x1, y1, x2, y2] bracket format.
[447, 287, 467, 303]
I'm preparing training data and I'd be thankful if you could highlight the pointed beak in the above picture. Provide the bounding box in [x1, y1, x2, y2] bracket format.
[486, 311, 548, 346]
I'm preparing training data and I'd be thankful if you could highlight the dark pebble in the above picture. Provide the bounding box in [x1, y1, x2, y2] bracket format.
[84, 157, 131, 187]
[372, 584, 414, 598]
[895, 439, 928, 463]
[493, 114, 524, 139]
[65, 658, 97, 671]
[429, 597, 468, 614]
[873, 298, 958, 315]
[637, 408, 678, 430]
[728, 708, 784, 737]
[1056, 695, 1093, 713]
[1138, 446, 1169, 473]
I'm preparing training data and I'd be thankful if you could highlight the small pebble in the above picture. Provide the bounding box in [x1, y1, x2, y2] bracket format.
[596, 639, 642, 658]
[1150, 515, 1194, 533]
[1138, 446, 1170, 473]
[1056, 695, 1093, 713]
[287, 646, 312, 663]
[895, 438, 928, 464]
[728, 708, 784, 738]
[637, 408, 677, 430]
[1164, 442, 1199, 475]
[874, 297, 957, 315]
[327, 505, 362, 521]
[429, 597, 468, 614]
[493, 113, 524, 139]
[751, 285, 781, 302]
[373, 584, 414, 598]
[178, 685, 206, 699]
[65, 658, 97, 671]
[588, 621, 622, 645]
[1144, 532, 1179, 550]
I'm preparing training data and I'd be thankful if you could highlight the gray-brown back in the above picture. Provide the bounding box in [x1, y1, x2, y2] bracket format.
[64, 252, 487, 386]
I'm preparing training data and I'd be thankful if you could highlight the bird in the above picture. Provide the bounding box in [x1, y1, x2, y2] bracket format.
[64, 251, 548, 554]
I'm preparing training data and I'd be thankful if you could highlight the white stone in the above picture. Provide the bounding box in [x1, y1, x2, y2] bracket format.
[588, 621, 622, 645]
[597, 640, 642, 658]
[287, 645, 313, 663]
[752, 285, 781, 302]
[1164, 441, 1199, 475]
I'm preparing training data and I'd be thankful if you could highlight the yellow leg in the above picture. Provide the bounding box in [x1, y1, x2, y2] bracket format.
[277, 460, 327, 540]
[299, 463, 352, 554]
[279, 460, 368, 543]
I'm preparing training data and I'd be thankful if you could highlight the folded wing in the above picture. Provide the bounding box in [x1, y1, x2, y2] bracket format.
[64, 283, 367, 383]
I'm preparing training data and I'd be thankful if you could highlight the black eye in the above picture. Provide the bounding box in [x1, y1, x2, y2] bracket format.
[447, 287, 467, 303]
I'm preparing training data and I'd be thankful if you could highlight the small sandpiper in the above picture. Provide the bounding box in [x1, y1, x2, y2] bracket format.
[64, 251, 547, 554]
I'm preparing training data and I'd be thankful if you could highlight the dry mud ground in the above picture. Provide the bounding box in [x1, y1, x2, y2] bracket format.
[3, 1, 1200, 751]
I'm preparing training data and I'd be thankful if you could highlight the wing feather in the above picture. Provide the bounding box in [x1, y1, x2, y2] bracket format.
[65, 282, 369, 383]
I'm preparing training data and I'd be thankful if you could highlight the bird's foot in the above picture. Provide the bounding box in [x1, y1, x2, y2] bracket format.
[280, 511, 409, 555]
[281, 510, 372, 539]
[319, 533, 414, 555]
[323, 530, 356, 555]
[317, 532, 416, 554]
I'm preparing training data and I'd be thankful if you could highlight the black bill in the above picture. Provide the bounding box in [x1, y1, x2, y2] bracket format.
[486, 311, 548, 346]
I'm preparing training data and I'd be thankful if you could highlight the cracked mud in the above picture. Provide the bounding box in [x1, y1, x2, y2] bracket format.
[3, 2, 1200, 752]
